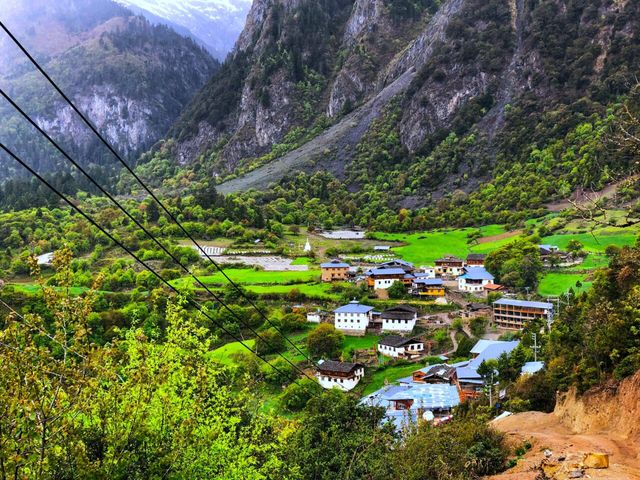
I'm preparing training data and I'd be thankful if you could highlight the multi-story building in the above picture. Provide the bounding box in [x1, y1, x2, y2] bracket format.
[320, 259, 350, 282]
[333, 300, 375, 335]
[411, 278, 445, 298]
[316, 360, 365, 391]
[466, 253, 487, 267]
[377, 336, 425, 359]
[379, 305, 418, 333]
[492, 298, 554, 329]
[458, 267, 495, 293]
[435, 255, 465, 277]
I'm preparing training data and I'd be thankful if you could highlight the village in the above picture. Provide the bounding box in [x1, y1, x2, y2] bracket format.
[310, 249, 554, 427]
[185, 232, 569, 429]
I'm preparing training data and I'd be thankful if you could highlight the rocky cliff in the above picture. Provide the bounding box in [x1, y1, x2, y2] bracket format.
[0, 0, 218, 180]
[168, 0, 639, 204]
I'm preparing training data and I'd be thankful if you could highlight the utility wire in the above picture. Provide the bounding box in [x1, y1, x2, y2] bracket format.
[0, 87, 314, 381]
[0, 20, 314, 363]
[0, 141, 320, 397]
[0, 298, 125, 382]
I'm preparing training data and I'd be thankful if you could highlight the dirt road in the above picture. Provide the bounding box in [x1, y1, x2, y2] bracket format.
[487, 411, 640, 479]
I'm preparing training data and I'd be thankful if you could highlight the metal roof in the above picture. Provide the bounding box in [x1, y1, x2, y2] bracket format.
[493, 298, 554, 309]
[370, 268, 406, 276]
[413, 278, 443, 286]
[320, 260, 350, 268]
[460, 267, 494, 281]
[521, 361, 545, 374]
[333, 301, 374, 314]
[469, 341, 520, 368]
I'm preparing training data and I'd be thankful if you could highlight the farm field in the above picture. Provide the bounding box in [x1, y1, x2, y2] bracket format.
[538, 273, 593, 297]
[172, 268, 321, 288]
[245, 283, 342, 300]
[371, 225, 509, 265]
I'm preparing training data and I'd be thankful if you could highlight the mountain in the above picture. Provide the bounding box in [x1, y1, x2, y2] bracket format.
[160, 0, 640, 227]
[114, 0, 253, 60]
[0, 0, 218, 182]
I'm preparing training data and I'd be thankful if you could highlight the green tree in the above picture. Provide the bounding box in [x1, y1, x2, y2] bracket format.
[307, 323, 344, 358]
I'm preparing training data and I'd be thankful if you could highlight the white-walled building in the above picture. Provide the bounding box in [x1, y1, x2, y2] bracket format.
[334, 300, 374, 335]
[380, 305, 418, 333]
[458, 267, 495, 293]
[415, 268, 436, 279]
[377, 336, 425, 359]
[316, 360, 365, 391]
[307, 308, 328, 323]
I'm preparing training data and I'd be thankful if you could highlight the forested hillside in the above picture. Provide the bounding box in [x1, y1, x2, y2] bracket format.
[146, 0, 640, 230]
[0, 0, 218, 182]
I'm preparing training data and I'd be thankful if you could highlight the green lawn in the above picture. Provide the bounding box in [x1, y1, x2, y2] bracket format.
[172, 268, 321, 288]
[209, 339, 256, 366]
[541, 229, 638, 253]
[342, 335, 380, 352]
[291, 257, 314, 265]
[538, 273, 592, 297]
[372, 225, 513, 265]
[6, 283, 99, 296]
[245, 283, 342, 300]
[361, 357, 444, 396]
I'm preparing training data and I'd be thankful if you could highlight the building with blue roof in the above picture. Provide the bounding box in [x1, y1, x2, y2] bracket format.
[410, 278, 445, 298]
[320, 259, 350, 282]
[458, 267, 495, 293]
[361, 383, 460, 430]
[521, 361, 545, 375]
[334, 301, 374, 335]
[493, 298, 554, 330]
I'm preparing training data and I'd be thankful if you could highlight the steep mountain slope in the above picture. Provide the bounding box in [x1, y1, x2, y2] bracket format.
[0, 0, 218, 181]
[115, 0, 252, 60]
[164, 0, 640, 217]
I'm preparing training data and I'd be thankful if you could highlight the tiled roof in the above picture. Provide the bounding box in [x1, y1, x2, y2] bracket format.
[317, 360, 363, 374]
[379, 335, 422, 348]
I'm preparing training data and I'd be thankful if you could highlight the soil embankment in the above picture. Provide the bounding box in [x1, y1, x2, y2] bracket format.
[488, 370, 640, 479]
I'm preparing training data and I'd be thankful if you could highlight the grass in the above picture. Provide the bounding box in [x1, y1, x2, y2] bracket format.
[209, 339, 256, 366]
[361, 357, 444, 396]
[7, 283, 98, 296]
[541, 231, 638, 253]
[291, 257, 313, 265]
[538, 273, 592, 297]
[342, 335, 380, 353]
[172, 268, 320, 288]
[245, 283, 342, 300]
[372, 225, 514, 265]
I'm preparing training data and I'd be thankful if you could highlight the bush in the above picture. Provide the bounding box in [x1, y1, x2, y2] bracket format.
[280, 378, 321, 412]
[255, 327, 286, 355]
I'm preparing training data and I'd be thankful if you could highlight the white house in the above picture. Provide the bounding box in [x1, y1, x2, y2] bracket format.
[377, 336, 425, 359]
[334, 300, 374, 335]
[380, 305, 418, 333]
[415, 268, 436, 279]
[307, 308, 327, 323]
[316, 360, 365, 391]
[368, 268, 406, 290]
[458, 267, 495, 293]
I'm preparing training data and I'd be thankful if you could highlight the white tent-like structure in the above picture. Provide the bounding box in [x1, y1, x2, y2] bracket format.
[303, 238, 311, 252]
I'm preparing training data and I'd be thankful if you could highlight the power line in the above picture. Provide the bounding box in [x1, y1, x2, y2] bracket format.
[0, 298, 125, 382]
[0, 87, 314, 380]
[0, 20, 312, 363]
[0, 141, 319, 397]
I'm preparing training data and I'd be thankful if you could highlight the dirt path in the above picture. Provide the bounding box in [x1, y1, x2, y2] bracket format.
[478, 230, 523, 244]
[487, 412, 640, 479]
